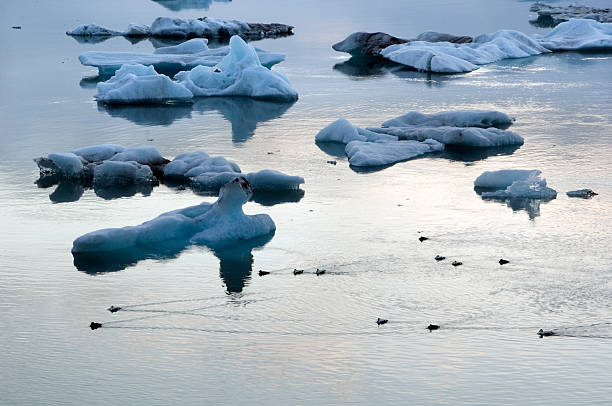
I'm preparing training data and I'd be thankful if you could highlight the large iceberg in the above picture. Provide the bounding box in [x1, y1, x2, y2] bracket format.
[345, 139, 443, 167]
[94, 64, 194, 104]
[535, 19, 612, 51]
[380, 30, 549, 73]
[68, 17, 293, 40]
[72, 176, 276, 254]
[79, 38, 285, 76]
[175, 36, 298, 101]
[530, 3, 612, 27]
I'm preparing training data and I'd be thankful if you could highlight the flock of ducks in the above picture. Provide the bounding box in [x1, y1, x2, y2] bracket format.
[421, 236, 510, 268]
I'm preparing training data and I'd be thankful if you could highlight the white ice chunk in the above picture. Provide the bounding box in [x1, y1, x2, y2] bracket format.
[382, 110, 514, 129]
[72, 177, 275, 252]
[474, 169, 542, 188]
[109, 145, 167, 166]
[150, 17, 250, 38]
[153, 38, 209, 54]
[163, 151, 240, 179]
[93, 161, 157, 188]
[95, 64, 194, 104]
[345, 139, 444, 167]
[176, 36, 298, 101]
[315, 118, 397, 144]
[245, 169, 304, 191]
[481, 172, 557, 199]
[381, 30, 549, 73]
[369, 126, 523, 147]
[67, 24, 120, 36]
[122, 24, 150, 37]
[72, 144, 126, 162]
[39, 153, 86, 178]
[536, 19, 612, 51]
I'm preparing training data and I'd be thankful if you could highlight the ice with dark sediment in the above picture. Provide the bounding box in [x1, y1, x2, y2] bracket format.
[530, 3, 612, 27]
[71, 177, 276, 254]
[68, 17, 293, 40]
[79, 38, 285, 76]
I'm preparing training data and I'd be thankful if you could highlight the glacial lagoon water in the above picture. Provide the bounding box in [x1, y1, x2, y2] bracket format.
[1, 0, 612, 404]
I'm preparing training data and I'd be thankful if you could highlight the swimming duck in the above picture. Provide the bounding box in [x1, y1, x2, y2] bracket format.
[452, 261, 462, 267]
[376, 318, 388, 325]
[107, 305, 121, 313]
[538, 329, 555, 337]
[293, 269, 304, 275]
[499, 259, 510, 265]
[315, 268, 326, 276]
[90, 322, 102, 330]
[427, 324, 440, 331]
[435, 255, 446, 261]
[258, 270, 270, 276]
[419, 236, 429, 242]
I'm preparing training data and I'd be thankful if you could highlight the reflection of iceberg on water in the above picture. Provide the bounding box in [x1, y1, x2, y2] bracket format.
[73, 177, 276, 274]
[152, 0, 231, 11]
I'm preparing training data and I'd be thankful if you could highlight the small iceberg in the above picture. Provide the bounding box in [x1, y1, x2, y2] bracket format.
[95, 64, 194, 104]
[90, 37, 298, 103]
[176, 36, 298, 101]
[315, 118, 397, 144]
[345, 139, 443, 167]
[72, 177, 276, 254]
[567, 189, 598, 198]
[68, 17, 293, 40]
[535, 19, 612, 51]
[380, 110, 514, 129]
[530, 3, 612, 27]
[79, 38, 285, 76]
[474, 169, 542, 189]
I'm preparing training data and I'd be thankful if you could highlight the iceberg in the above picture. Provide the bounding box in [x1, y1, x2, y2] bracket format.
[192, 169, 304, 192]
[381, 110, 514, 129]
[475, 170, 557, 199]
[175, 36, 298, 101]
[94, 64, 194, 104]
[381, 30, 549, 73]
[163, 151, 241, 180]
[71, 176, 276, 253]
[92, 161, 158, 188]
[474, 169, 542, 189]
[535, 19, 612, 51]
[67, 17, 293, 40]
[369, 126, 523, 148]
[315, 118, 397, 144]
[345, 139, 443, 167]
[530, 3, 612, 27]
[566, 189, 598, 198]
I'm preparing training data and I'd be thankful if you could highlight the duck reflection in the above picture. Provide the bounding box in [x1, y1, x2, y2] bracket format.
[73, 232, 273, 294]
[95, 97, 295, 142]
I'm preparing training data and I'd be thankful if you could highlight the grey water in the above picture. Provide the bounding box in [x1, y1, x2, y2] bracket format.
[1, 0, 612, 404]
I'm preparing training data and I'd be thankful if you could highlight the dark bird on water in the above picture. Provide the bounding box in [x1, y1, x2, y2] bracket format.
[538, 329, 555, 337]
[435, 255, 446, 261]
[316, 268, 326, 276]
[293, 268, 304, 275]
[427, 324, 440, 331]
[419, 236, 429, 242]
[452, 261, 463, 267]
[90, 322, 102, 330]
[258, 270, 270, 276]
[377, 318, 388, 325]
[499, 259, 510, 265]
[108, 305, 121, 313]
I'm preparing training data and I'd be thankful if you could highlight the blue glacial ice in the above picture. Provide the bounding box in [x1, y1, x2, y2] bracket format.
[475, 170, 557, 199]
[535, 18, 612, 51]
[345, 139, 444, 167]
[71, 177, 276, 253]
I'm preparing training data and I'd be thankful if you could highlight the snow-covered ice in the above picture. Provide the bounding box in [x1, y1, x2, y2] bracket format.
[153, 38, 209, 54]
[535, 19, 612, 51]
[94, 64, 194, 104]
[175, 36, 298, 101]
[370, 126, 523, 148]
[345, 139, 443, 167]
[381, 30, 549, 73]
[163, 151, 241, 179]
[381, 110, 514, 129]
[475, 170, 557, 199]
[530, 3, 612, 27]
[315, 118, 397, 144]
[71, 177, 276, 253]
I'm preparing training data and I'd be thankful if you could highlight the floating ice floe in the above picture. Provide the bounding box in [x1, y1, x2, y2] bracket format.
[530, 3, 612, 27]
[175, 36, 298, 101]
[535, 18, 612, 51]
[35, 144, 303, 201]
[95, 64, 194, 104]
[68, 17, 293, 40]
[334, 20, 611, 73]
[72, 177, 276, 254]
[475, 170, 557, 199]
[345, 139, 444, 167]
[80, 38, 285, 76]
[316, 110, 523, 168]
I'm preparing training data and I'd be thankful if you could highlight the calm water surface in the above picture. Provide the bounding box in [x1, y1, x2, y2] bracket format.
[1, 0, 611, 404]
